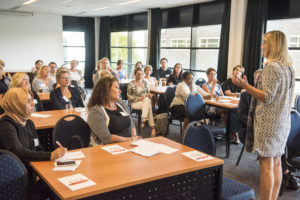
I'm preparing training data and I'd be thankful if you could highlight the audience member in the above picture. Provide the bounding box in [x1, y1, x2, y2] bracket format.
[69, 59, 85, 88]
[127, 67, 156, 137]
[115, 59, 127, 80]
[144, 65, 157, 87]
[93, 60, 101, 85]
[155, 58, 171, 81]
[232, 30, 295, 200]
[94, 57, 117, 84]
[48, 62, 57, 83]
[170, 71, 210, 135]
[129, 61, 143, 79]
[167, 63, 183, 85]
[223, 65, 245, 97]
[0, 64, 11, 94]
[32, 65, 53, 93]
[50, 69, 84, 110]
[87, 76, 138, 145]
[0, 59, 11, 79]
[31, 60, 43, 77]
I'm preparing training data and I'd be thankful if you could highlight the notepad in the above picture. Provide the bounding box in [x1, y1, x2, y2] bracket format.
[101, 145, 129, 155]
[131, 140, 178, 154]
[30, 113, 52, 118]
[131, 145, 161, 157]
[58, 173, 96, 191]
[182, 151, 213, 162]
[53, 160, 82, 172]
[55, 151, 85, 162]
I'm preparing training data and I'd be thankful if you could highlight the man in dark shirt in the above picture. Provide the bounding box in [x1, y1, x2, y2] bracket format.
[155, 58, 172, 81]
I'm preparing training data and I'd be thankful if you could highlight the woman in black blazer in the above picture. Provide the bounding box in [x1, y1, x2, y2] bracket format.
[50, 69, 84, 110]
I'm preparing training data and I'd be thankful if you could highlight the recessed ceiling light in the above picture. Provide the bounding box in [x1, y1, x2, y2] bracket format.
[22, 0, 38, 5]
[118, 0, 141, 6]
[93, 7, 109, 11]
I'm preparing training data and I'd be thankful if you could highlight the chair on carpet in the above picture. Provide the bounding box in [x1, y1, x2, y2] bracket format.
[280, 110, 300, 195]
[164, 86, 184, 136]
[0, 150, 28, 200]
[295, 94, 300, 113]
[183, 122, 255, 200]
[53, 115, 90, 150]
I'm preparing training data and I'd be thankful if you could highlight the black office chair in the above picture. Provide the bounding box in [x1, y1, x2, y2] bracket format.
[195, 78, 207, 88]
[183, 122, 255, 200]
[280, 110, 300, 195]
[164, 86, 184, 136]
[0, 150, 28, 200]
[53, 115, 90, 150]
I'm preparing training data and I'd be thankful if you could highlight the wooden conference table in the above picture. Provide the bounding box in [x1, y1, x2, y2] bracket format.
[37, 92, 50, 101]
[30, 137, 224, 200]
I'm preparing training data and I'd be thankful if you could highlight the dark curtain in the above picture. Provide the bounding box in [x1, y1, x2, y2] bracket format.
[148, 9, 161, 73]
[217, 0, 231, 83]
[63, 16, 95, 88]
[99, 17, 111, 60]
[242, 0, 268, 85]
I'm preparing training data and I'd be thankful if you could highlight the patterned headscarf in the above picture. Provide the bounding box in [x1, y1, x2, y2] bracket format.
[0, 88, 31, 126]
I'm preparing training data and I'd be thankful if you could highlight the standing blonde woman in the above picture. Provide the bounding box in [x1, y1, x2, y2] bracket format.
[32, 65, 53, 93]
[233, 30, 295, 200]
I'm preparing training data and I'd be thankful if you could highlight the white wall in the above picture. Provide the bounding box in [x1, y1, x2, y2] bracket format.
[0, 13, 63, 72]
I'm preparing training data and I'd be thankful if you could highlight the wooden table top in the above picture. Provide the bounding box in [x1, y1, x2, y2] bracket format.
[30, 137, 223, 200]
[37, 92, 50, 101]
[29, 109, 86, 130]
[205, 96, 239, 109]
[149, 86, 168, 94]
[0, 94, 2, 100]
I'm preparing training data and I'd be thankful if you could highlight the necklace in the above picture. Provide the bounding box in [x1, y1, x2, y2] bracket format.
[109, 103, 116, 109]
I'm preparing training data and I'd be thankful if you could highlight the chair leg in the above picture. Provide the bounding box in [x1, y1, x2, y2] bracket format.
[138, 114, 141, 136]
[236, 143, 245, 166]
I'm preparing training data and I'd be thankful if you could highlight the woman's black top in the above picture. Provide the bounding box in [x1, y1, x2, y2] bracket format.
[0, 76, 9, 94]
[32, 90, 44, 111]
[167, 74, 183, 85]
[222, 78, 243, 93]
[0, 115, 51, 163]
[50, 86, 84, 110]
[105, 105, 131, 138]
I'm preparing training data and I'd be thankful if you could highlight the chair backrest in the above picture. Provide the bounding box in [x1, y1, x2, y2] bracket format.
[185, 92, 206, 121]
[195, 78, 206, 88]
[287, 110, 300, 158]
[183, 121, 216, 156]
[0, 150, 28, 200]
[295, 94, 300, 113]
[53, 115, 90, 150]
[164, 86, 177, 109]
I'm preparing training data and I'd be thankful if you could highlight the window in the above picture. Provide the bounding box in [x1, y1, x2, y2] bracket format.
[63, 31, 85, 74]
[160, 25, 221, 80]
[267, 18, 300, 93]
[111, 30, 148, 76]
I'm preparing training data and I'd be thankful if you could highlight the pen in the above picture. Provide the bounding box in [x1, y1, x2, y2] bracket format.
[69, 179, 88, 186]
[56, 141, 63, 148]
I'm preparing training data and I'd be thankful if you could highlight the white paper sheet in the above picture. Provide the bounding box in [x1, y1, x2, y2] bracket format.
[58, 173, 96, 191]
[131, 140, 178, 154]
[55, 151, 85, 162]
[30, 113, 52, 118]
[131, 145, 161, 157]
[101, 145, 129, 155]
[53, 160, 82, 172]
[182, 150, 213, 162]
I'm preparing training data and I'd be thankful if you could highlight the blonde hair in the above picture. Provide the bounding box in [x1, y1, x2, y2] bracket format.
[56, 69, 70, 82]
[10, 73, 29, 89]
[36, 65, 49, 78]
[263, 30, 292, 66]
[0, 59, 5, 67]
[100, 57, 110, 70]
[144, 65, 152, 73]
[100, 70, 112, 79]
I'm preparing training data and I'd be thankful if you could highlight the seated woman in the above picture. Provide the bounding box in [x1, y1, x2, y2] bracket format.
[94, 57, 118, 84]
[93, 60, 101, 86]
[170, 71, 210, 135]
[129, 61, 143, 79]
[50, 69, 84, 110]
[128, 67, 156, 137]
[115, 59, 127, 80]
[69, 59, 85, 88]
[222, 65, 245, 97]
[0, 87, 66, 198]
[10, 72, 44, 112]
[32, 65, 54, 93]
[144, 65, 157, 87]
[31, 59, 43, 77]
[87, 76, 138, 145]
[167, 63, 183, 85]
[0, 64, 11, 94]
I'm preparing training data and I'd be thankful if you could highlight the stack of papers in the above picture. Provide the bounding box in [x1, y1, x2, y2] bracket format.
[101, 145, 129, 155]
[55, 151, 85, 162]
[182, 151, 213, 162]
[58, 173, 96, 191]
[53, 160, 82, 172]
[130, 140, 178, 157]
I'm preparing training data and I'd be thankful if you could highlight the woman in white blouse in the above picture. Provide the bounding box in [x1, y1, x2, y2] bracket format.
[32, 65, 53, 93]
[170, 71, 210, 134]
[69, 59, 85, 88]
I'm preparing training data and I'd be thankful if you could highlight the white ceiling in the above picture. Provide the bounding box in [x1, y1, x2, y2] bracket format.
[0, 0, 214, 17]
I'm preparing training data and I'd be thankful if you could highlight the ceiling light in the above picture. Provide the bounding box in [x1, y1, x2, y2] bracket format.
[118, 0, 141, 6]
[93, 7, 109, 11]
[22, 0, 38, 5]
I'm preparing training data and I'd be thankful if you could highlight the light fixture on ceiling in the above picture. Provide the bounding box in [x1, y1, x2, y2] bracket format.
[0, 10, 34, 16]
[22, 0, 38, 5]
[118, 0, 141, 6]
[93, 7, 109, 11]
